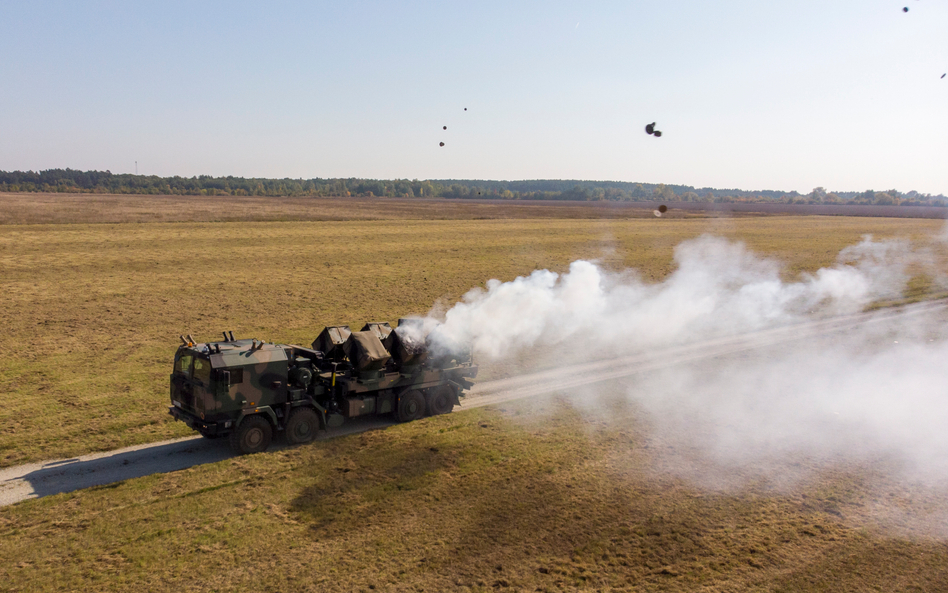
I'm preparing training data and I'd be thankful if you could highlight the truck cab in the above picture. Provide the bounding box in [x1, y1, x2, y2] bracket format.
[170, 338, 294, 441]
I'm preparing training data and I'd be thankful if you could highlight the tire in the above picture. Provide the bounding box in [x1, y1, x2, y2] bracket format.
[397, 389, 426, 422]
[285, 407, 320, 445]
[426, 385, 455, 416]
[229, 415, 273, 455]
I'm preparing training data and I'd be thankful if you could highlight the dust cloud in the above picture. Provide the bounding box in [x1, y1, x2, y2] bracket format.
[417, 232, 948, 491]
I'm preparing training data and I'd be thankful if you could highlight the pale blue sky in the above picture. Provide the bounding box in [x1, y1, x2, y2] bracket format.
[1, 1, 946, 194]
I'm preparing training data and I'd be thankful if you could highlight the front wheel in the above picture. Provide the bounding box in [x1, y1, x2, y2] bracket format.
[285, 407, 320, 445]
[229, 416, 273, 455]
[426, 385, 455, 416]
[397, 389, 426, 422]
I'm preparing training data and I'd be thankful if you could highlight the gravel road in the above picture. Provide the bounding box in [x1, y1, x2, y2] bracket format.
[2, 300, 943, 507]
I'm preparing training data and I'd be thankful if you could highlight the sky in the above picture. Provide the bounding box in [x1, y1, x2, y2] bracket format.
[1, 1, 946, 194]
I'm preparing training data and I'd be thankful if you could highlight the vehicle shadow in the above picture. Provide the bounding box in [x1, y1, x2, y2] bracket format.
[10, 438, 231, 501]
[9, 416, 400, 504]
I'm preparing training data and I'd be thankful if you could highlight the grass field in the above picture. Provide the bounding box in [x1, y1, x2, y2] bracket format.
[2, 196, 946, 466]
[2, 194, 948, 591]
[3, 392, 948, 592]
[0, 192, 708, 224]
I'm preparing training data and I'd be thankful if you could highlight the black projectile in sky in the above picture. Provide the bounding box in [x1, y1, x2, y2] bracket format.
[645, 122, 663, 137]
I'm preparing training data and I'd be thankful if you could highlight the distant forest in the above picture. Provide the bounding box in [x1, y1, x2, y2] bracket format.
[1, 169, 946, 207]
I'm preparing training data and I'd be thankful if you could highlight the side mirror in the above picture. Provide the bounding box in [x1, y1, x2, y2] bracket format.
[221, 370, 231, 386]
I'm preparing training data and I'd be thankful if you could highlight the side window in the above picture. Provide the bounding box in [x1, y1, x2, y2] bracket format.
[229, 368, 244, 386]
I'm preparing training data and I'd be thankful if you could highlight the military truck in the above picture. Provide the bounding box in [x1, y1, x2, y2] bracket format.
[169, 320, 477, 454]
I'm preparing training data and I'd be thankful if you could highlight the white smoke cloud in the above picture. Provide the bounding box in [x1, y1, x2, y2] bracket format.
[428, 235, 919, 360]
[632, 324, 948, 485]
[417, 233, 948, 507]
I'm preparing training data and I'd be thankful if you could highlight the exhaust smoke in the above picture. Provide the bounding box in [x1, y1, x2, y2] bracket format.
[428, 235, 930, 360]
[416, 232, 948, 496]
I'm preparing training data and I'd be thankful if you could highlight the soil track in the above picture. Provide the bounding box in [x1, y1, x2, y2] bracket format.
[1, 299, 944, 507]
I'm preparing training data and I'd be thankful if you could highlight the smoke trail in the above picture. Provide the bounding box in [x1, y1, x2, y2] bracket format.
[425, 235, 922, 361]
[412, 233, 948, 501]
[631, 321, 948, 487]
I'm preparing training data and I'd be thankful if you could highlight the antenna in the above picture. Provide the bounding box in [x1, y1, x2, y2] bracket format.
[135, 161, 138, 175]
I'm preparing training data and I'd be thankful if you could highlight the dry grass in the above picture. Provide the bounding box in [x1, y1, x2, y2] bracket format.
[3, 193, 944, 226]
[0, 193, 709, 224]
[2, 394, 948, 592]
[2, 196, 948, 592]
[1, 208, 947, 467]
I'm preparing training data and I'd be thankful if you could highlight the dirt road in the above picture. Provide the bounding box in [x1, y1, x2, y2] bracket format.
[1, 300, 943, 507]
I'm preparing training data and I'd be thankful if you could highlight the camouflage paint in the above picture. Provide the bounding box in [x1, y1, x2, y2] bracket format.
[169, 325, 478, 454]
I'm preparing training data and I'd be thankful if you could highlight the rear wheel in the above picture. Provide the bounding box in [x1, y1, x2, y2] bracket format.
[229, 415, 273, 455]
[426, 385, 455, 416]
[285, 407, 320, 445]
[397, 389, 426, 422]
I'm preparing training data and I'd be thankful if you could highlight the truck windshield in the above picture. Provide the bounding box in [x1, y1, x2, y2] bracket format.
[175, 353, 211, 385]
[192, 357, 211, 385]
[176, 354, 194, 377]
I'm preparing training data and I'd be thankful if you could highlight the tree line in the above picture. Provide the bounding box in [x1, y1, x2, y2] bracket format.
[1, 169, 945, 207]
